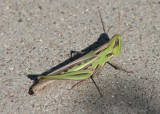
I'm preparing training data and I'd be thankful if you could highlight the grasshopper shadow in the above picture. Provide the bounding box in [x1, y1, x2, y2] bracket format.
[82, 77, 159, 113]
[28, 33, 110, 95]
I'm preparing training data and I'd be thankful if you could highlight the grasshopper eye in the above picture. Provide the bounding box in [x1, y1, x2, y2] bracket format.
[114, 38, 120, 48]
[116, 38, 119, 45]
[113, 37, 121, 56]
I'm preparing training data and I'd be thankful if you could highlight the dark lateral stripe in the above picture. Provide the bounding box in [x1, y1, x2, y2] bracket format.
[105, 53, 113, 58]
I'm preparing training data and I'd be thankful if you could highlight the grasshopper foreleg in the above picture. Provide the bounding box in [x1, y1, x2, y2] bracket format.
[107, 61, 133, 73]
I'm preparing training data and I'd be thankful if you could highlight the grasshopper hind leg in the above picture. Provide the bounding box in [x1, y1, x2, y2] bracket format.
[90, 76, 103, 97]
[71, 69, 103, 97]
[71, 79, 87, 89]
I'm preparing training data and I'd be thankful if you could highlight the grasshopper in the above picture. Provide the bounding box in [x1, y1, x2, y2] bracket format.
[29, 11, 132, 96]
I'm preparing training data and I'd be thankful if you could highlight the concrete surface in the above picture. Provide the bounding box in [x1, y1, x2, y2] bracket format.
[0, 0, 160, 113]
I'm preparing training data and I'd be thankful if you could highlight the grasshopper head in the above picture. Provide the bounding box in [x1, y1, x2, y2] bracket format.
[111, 34, 122, 56]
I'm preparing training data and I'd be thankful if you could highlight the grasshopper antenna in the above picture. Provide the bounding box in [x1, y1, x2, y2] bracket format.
[98, 10, 113, 34]
[121, 27, 133, 36]
[117, 12, 133, 36]
[118, 12, 121, 34]
[98, 10, 106, 33]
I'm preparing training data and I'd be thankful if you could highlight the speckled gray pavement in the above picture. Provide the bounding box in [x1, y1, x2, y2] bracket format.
[0, 0, 160, 114]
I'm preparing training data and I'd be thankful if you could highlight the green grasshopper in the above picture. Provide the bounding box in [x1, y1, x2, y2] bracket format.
[29, 11, 132, 96]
